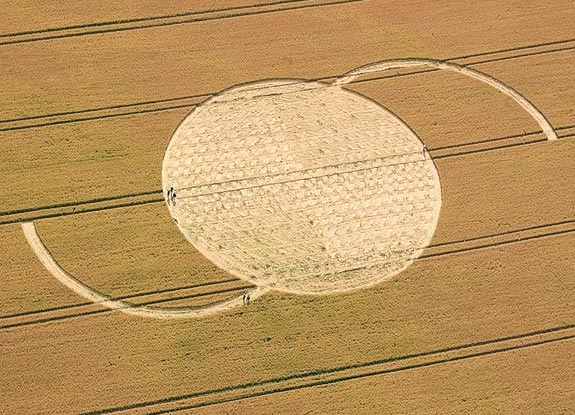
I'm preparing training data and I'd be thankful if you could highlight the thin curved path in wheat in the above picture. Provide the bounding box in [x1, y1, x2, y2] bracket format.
[21, 222, 269, 319]
[335, 58, 558, 141]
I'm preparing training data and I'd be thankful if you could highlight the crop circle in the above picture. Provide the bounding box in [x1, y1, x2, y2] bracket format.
[162, 79, 442, 294]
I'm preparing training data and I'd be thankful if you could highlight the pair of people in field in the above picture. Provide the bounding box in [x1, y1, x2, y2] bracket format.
[242, 292, 251, 305]
[167, 187, 177, 206]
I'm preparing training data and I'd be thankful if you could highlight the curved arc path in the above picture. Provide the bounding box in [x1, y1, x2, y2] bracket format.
[334, 58, 558, 141]
[18, 58, 559, 319]
[21, 222, 269, 319]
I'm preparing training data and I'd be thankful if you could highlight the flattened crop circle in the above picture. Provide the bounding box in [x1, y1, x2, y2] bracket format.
[162, 80, 442, 295]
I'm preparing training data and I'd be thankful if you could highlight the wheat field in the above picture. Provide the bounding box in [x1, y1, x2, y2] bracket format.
[1, 1, 574, 414]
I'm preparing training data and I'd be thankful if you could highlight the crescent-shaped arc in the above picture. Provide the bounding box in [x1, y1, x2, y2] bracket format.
[334, 59, 558, 141]
[21, 59, 556, 319]
[21, 222, 269, 319]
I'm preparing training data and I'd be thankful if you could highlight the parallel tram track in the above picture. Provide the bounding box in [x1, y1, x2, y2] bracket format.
[0, 0, 317, 38]
[1, 124, 572, 225]
[2, 4, 573, 415]
[2, 218, 573, 331]
[0, 0, 367, 46]
[0, 279, 250, 330]
[1, 39, 574, 133]
[74, 324, 575, 414]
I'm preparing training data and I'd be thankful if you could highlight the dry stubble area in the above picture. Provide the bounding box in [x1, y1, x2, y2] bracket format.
[1, 0, 574, 414]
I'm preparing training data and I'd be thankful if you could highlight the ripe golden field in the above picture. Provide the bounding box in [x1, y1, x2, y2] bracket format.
[1, 1, 574, 414]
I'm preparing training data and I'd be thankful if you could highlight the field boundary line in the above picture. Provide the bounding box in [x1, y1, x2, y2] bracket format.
[1, 40, 574, 132]
[0, 0, 365, 46]
[74, 324, 575, 415]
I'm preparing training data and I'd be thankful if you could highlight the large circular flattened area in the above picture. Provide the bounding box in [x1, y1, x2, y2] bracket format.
[162, 80, 442, 295]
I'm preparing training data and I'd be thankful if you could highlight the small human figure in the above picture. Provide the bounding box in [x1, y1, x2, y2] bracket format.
[422, 144, 428, 157]
[242, 292, 247, 305]
[167, 187, 174, 205]
[245, 293, 251, 305]
[171, 190, 177, 206]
